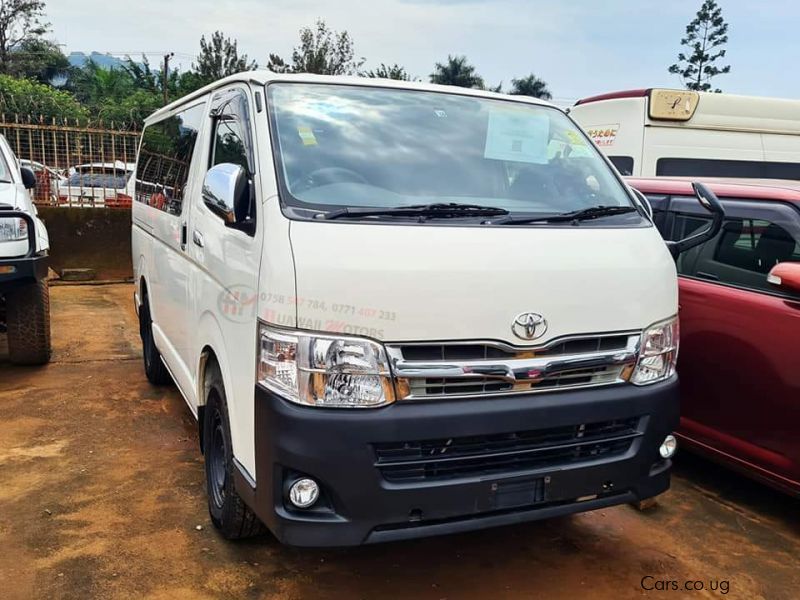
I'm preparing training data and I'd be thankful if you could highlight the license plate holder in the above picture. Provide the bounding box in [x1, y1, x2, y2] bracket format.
[479, 476, 547, 511]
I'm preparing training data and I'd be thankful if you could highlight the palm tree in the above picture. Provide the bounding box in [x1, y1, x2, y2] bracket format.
[70, 60, 134, 106]
[363, 63, 413, 81]
[430, 55, 484, 89]
[509, 74, 552, 100]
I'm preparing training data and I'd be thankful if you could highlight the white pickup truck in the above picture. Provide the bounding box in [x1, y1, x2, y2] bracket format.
[0, 134, 51, 364]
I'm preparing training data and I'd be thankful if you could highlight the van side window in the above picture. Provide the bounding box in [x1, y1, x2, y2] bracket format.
[608, 156, 634, 176]
[135, 104, 204, 215]
[673, 212, 800, 295]
[211, 91, 253, 174]
[657, 158, 800, 181]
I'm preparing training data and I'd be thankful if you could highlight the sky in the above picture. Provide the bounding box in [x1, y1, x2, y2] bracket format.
[48, 0, 800, 104]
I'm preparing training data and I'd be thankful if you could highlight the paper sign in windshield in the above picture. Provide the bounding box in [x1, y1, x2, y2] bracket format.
[484, 110, 549, 164]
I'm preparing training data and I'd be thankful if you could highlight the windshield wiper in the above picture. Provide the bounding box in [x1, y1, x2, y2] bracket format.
[489, 205, 638, 225]
[319, 202, 509, 221]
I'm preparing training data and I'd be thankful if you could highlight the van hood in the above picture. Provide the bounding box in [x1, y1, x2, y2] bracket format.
[287, 221, 677, 345]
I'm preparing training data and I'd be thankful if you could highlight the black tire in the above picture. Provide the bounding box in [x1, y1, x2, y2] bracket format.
[139, 296, 171, 385]
[6, 278, 51, 365]
[203, 363, 265, 539]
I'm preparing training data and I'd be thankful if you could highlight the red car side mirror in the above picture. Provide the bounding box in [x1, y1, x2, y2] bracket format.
[767, 262, 800, 294]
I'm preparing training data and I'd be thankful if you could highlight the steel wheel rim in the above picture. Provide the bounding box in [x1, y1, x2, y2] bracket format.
[209, 408, 227, 509]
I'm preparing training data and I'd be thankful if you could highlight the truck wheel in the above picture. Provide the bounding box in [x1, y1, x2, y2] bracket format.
[203, 363, 265, 539]
[139, 298, 171, 385]
[6, 279, 51, 365]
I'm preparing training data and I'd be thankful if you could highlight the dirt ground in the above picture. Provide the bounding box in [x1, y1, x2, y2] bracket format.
[1, 283, 799, 600]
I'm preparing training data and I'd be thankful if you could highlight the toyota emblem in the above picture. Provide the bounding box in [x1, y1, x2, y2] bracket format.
[512, 312, 548, 341]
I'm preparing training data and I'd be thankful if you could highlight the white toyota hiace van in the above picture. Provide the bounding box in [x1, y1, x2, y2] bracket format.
[133, 72, 718, 546]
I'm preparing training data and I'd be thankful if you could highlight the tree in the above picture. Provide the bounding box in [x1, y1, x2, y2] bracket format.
[430, 55, 484, 89]
[509, 74, 552, 100]
[69, 60, 133, 106]
[0, 0, 49, 75]
[668, 0, 731, 92]
[362, 63, 413, 81]
[0, 74, 87, 120]
[191, 31, 257, 88]
[266, 53, 291, 74]
[7, 37, 69, 85]
[268, 20, 364, 75]
[95, 89, 161, 128]
[122, 56, 159, 94]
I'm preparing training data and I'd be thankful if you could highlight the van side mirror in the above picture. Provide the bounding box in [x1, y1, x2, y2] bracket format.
[665, 182, 725, 259]
[767, 262, 800, 294]
[20, 166, 36, 190]
[202, 163, 255, 234]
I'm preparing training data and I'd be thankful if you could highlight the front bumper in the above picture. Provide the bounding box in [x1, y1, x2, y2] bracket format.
[241, 377, 679, 546]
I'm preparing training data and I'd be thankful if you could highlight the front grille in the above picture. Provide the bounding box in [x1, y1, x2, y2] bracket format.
[408, 366, 624, 397]
[399, 335, 631, 362]
[374, 417, 642, 482]
[388, 333, 640, 400]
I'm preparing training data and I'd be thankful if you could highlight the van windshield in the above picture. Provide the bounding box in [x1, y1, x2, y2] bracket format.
[267, 83, 637, 223]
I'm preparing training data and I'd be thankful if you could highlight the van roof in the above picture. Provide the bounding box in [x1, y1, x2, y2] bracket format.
[574, 88, 800, 135]
[145, 70, 557, 125]
[627, 176, 800, 204]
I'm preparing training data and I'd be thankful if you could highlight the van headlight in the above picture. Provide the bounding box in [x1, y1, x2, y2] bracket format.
[257, 323, 395, 408]
[0, 217, 27, 242]
[631, 317, 679, 385]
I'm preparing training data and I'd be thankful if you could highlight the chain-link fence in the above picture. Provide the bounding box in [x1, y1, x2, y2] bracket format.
[0, 114, 141, 208]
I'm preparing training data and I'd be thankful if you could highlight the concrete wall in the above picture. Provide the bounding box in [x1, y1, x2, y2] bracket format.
[38, 207, 132, 280]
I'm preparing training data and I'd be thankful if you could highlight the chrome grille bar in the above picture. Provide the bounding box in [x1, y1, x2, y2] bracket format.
[387, 333, 640, 400]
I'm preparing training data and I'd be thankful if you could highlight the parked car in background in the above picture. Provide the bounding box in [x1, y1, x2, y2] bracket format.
[57, 160, 135, 207]
[571, 89, 800, 179]
[629, 176, 800, 496]
[20, 159, 67, 205]
[0, 135, 52, 364]
[132, 72, 722, 546]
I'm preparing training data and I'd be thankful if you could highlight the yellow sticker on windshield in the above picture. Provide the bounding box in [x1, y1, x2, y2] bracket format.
[298, 126, 318, 146]
[565, 130, 585, 145]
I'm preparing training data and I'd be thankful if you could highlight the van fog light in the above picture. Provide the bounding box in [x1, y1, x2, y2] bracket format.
[288, 478, 320, 508]
[659, 435, 677, 459]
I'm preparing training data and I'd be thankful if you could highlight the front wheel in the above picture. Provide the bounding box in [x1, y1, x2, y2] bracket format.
[6, 279, 51, 365]
[203, 363, 265, 539]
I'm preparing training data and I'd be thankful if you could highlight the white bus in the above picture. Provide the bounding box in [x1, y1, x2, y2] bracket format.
[569, 88, 800, 179]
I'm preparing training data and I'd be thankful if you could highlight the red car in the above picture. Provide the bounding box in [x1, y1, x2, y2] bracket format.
[629, 177, 800, 496]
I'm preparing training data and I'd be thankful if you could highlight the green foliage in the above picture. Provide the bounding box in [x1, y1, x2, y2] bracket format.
[95, 89, 161, 128]
[669, 0, 731, 92]
[362, 63, 414, 81]
[0, 73, 86, 120]
[268, 20, 364, 75]
[430, 55, 484, 89]
[0, 0, 49, 72]
[509, 74, 552, 99]
[70, 60, 133, 105]
[7, 38, 69, 84]
[191, 31, 257, 89]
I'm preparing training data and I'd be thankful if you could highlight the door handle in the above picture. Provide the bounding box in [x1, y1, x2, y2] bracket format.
[193, 230, 204, 248]
[180, 223, 188, 251]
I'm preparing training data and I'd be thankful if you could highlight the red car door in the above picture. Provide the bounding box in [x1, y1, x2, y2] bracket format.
[667, 195, 800, 493]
